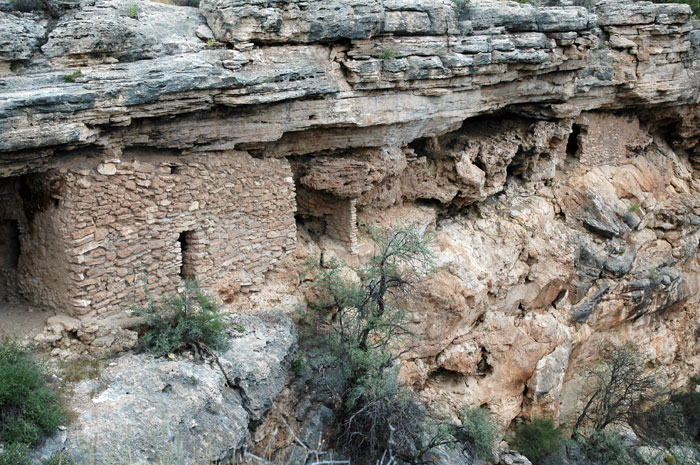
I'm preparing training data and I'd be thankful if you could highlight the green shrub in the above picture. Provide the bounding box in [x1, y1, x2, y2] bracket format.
[291, 355, 306, 374]
[380, 48, 397, 60]
[0, 341, 66, 455]
[62, 70, 82, 83]
[128, 3, 139, 18]
[510, 417, 563, 465]
[0, 443, 30, 465]
[132, 281, 229, 356]
[577, 429, 639, 465]
[454, 407, 499, 460]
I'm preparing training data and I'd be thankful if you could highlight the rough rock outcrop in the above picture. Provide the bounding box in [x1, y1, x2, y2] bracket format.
[0, 0, 697, 171]
[34, 312, 297, 464]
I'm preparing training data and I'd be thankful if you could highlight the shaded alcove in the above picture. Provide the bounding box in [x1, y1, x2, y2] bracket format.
[0, 220, 20, 270]
[178, 230, 196, 281]
[566, 124, 582, 157]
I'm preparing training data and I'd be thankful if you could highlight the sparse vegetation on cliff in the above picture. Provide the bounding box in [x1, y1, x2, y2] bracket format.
[132, 280, 229, 356]
[509, 417, 563, 465]
[572, 342, 659, 438]
[453, 407, 500, 460]
[0, 341, 66, 464]
[650, 0, 700, 18]
[303, 224, 435, 462]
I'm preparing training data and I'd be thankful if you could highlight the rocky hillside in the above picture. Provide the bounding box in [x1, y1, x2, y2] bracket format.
[1, 0, 700, 458]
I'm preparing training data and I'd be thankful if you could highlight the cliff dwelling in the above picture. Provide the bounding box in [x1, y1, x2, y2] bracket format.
[0, 153, 296, 328]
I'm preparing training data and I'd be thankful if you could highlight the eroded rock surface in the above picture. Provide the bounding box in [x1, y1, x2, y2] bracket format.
[34, 313, 297, 464]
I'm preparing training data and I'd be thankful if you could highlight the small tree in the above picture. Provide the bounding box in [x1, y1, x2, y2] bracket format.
[304, 224, 435, 462]
[572, 342, 659, 438]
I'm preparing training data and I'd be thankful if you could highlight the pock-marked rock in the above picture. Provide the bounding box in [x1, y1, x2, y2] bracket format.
[33, 312, 297, 465]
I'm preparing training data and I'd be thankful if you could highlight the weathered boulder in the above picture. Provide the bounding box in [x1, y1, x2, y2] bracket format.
[0, 12, 44, 61]
[33, 312, 297, 464]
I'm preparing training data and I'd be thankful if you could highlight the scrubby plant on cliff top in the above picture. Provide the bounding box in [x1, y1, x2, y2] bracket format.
[303, 224, 437, 462]
[572, 342, 660, 439]
[132, 280, 229, 356]
[0, 340, 66, 464]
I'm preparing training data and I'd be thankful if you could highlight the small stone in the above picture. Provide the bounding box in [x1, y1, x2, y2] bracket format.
[97, 163, 117, 176]
[195, 24, 214, 41]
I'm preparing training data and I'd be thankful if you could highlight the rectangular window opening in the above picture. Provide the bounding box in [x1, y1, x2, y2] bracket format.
[0, 220, 20, 270]
[177, 230, 196, 281]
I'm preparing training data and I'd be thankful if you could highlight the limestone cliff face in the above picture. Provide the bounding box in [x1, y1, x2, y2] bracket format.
[1, 0, 699, 427]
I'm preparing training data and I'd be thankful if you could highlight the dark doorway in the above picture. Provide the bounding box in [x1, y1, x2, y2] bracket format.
[0, 220, 20, 270]
[177, 230, 196, 281]
[566, 124, 582, 157]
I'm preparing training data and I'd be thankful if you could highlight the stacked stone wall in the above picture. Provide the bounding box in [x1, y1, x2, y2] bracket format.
[296, 186, 359, 252]
[54, 151, 297, 319]
[0, 151, 296, 323]
[0, 175, 73, 310]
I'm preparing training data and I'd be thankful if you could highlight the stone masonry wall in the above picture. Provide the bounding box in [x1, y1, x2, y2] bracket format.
[0, 175, 74, 311]
[48, 150, 296, 319]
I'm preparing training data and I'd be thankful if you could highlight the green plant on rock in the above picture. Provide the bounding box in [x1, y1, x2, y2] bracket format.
[132, 280, 229, 356]
[62, 70, 82, 83]
[453, 407, 500, 460]
[0, 341, 66, 464]
[303, 224, 436, 463]
[577, 429, 641, 465]
[380, 48, 398, 60]
[509, 417, 563, 465]
[291, 355, 307, 374]
[128, 3, 139, 18]
[0, 443, 31, 465]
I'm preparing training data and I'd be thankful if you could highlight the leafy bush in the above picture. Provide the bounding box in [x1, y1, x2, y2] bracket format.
[0, 341, 65, 464]
[577, 429, 640, 465]
[510, 417, 563, 465]
[133, 281, 229, 355]
[0, 443, 30, 465]
[454, 407, 499, 460]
